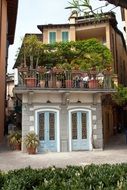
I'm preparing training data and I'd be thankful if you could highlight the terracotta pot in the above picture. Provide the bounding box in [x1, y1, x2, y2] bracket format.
[48, 81, 53, 88]
[88, 80, 99, 89]
[25, 78, 36, 87]
[56, 81, 62, 88]
[40, 80, 45, 88]
[79, 81, 84, 88]
[27, 147, 36, 154]
[65, 80, 72, 88]
[14, 143, 21, 151]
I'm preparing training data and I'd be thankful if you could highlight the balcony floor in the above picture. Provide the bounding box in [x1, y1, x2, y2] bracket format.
[14, 86, 116, 94]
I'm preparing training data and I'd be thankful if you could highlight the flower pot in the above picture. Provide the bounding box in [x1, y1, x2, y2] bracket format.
[14, 143, 21, 151]
[48, 81, 53, 88]
[27, 147, 36, 154]
[79, 81, 84, 88]
[65, 80, 72, 88]
[25, 78, 36, 87]
[56, 81, 62, 88]
[40, 80, 45, 88]
[88, 79, 99, 89]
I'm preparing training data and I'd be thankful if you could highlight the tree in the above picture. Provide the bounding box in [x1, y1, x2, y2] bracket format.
[112, 85, 127, 106]
[99, 0, 127, 8]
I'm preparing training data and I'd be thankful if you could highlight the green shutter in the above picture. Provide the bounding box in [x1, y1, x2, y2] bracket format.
[49, 32, 56, 44]
[62, 31, 68, 42]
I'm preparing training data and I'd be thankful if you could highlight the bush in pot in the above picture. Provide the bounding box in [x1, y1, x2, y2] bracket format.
[24, 131, 39, 154]
[8, 131, 22, 150]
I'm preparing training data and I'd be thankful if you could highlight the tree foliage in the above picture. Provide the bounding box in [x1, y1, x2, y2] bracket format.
[16, 36, 112, 71]
[112, 85, 127, 106]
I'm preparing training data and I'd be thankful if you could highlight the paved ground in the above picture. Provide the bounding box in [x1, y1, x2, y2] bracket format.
[0, 133, 127, 172]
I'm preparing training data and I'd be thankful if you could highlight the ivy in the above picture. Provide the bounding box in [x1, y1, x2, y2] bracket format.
[112, 85, 127, 106]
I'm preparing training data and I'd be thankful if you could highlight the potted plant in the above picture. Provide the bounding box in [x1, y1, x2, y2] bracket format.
[17, 35, 43, 87]
[39, 73, 46, 88]
[24, 131, 39, 154]
[62, 63, 72, 88]
[56, 74, 63, 88]
[8, 131, 22, 150]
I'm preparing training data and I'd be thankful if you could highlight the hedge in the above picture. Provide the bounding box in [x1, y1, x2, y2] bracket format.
[1, 164, 127, 189]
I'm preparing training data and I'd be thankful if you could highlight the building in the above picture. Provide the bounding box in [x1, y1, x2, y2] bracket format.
[14, 12, 127, 152]
[0, 0, 18, 141]
[121, 8, 127, 44]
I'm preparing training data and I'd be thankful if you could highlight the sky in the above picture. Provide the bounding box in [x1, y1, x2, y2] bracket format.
[7, 0, 123, 73]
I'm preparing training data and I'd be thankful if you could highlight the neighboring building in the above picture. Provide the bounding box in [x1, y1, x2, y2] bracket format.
[6, 73, 15, 117]
[121, 8, 127, 44]
[0, 0, 18, 141]
[5, 73, 15, 134]
[6, 73, 14, 99]
[14, 12, 127, 152]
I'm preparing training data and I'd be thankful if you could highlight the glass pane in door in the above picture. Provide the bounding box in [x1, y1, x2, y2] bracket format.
[39, 113, 44, 140]
[49, 113, 55, 140]
[82, 113, 87, 139]
[72, 113, 77, 139]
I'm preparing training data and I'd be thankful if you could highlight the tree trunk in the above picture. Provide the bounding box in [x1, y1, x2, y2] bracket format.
[99, 0, 127, 8]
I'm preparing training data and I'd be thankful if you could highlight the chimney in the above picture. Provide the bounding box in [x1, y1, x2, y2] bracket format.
[68, 10, 78, 24]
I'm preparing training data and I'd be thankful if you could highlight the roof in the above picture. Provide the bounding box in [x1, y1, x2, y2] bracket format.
[37, 12, 117, 32]
[7, 0, 18, 44]
[99, 0, 127, 8]
[38, 12, 126, 51]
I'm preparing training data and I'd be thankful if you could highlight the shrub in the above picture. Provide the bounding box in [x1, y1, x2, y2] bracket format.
[1, 164, 127, 189]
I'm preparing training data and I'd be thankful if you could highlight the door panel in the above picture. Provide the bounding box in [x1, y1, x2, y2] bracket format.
[72, 111, 89, 150]
[38, 111, 57, 152]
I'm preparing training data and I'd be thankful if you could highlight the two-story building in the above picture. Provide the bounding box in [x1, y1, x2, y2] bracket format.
[14, 12, 127, 152]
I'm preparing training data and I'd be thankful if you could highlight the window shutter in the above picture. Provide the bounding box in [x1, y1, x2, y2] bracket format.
[49, 32, 56, 44]
[62, 31, 68, 42]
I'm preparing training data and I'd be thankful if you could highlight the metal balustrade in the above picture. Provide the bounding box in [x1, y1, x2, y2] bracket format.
[17, 68, 117, 90]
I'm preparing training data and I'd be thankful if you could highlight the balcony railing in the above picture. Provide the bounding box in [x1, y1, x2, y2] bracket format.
[16, 67, 117, 90]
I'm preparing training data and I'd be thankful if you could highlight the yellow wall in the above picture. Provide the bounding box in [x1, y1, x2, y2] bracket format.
[43, 28, 70, 43]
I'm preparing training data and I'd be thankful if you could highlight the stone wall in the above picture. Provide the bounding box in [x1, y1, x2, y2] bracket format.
[22, 92, 103, 152]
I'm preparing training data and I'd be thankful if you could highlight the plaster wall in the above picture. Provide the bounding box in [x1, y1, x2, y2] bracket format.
[0, 0, 7, 142]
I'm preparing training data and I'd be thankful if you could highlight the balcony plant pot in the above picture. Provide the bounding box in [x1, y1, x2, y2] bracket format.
[88, 79, 99, 89]
[40, 80, 45, 88]
[25, 77, 36, 87]
[79, 81, 84, 88]
[48, 80, 53, 88]
[56, 81, 62, 88]
[65, 80, 72, 88]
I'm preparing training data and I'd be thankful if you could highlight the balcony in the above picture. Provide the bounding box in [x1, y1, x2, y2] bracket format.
[15, 67, 117, 93]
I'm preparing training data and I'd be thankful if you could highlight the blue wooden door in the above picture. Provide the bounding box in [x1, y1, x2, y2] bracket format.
[38, 111, 57, 152]
[72, 111, 89, 150]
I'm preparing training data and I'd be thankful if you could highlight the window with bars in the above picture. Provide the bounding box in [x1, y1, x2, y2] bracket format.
[72, 112, 77, 139]
[49, 113, 55, 140]
[39, 113, 44, 140]
[82, 113, 87, 139]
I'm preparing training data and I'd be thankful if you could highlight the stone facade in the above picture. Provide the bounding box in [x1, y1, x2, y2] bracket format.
[21, 92, 103, 152]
